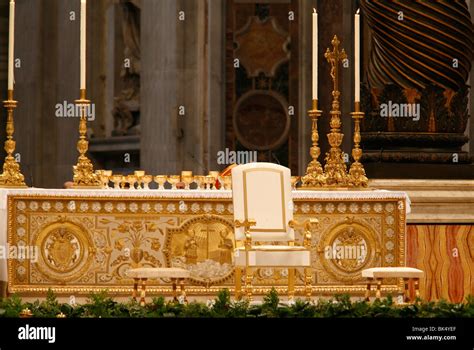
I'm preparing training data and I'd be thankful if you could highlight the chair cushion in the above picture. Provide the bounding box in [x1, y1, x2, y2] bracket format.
[126, 267, 190, 279]
[232, 163, 295, 242]
[234, 246, 311, 267]
[361, 267, 424, 279]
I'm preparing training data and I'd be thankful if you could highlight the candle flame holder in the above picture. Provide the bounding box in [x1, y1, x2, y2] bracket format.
[300, 99, 326, 188]
[0, 89, 27, 188]
[348, 102, 368, 187]
[72, 89, 101, 188]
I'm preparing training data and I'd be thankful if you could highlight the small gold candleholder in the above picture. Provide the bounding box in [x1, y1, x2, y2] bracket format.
[72, 89, 101, 188]
[300, 99, 326, 189]
[134, 170, 145, 189]
[348, 102, 368, 188]
[194, 175, 206, 190]
[168, 175, 180, 190]
[181, 171, 193, 190]
[142, 175, 153, 190]
[127, 174, 137, 190]
[0, 89, 27, 188]
[112, 175, 123, 189]
[205, 175, 215, 190]
[97, 170, 110, 189]
[154, 175, 167, 190]
[290, 176, 300, 190]
[104, 170, 112, 189]
[222, 176, 232, 190]
[209, 171, 220, 190]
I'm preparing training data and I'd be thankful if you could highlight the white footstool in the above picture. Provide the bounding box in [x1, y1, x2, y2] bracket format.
[127, 267, 191, 306]
[361, 267, 424, 302]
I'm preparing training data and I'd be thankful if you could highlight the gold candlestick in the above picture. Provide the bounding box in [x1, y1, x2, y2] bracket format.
[348, 101, 368, 188]
[301, 99, 326, 188]
[0, 89, 26, 187]
[323, 35, 349, 188]
[72, 89, 101, 188]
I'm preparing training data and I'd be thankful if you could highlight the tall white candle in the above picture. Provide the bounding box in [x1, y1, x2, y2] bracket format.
[312, 9, 318, 100]
[8, 0, 15, 91]
[80, 0, 86, 90]
[355, 9, 360, 103]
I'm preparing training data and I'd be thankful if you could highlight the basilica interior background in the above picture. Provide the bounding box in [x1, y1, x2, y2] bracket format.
[0, 0, 472, 304]
[0, 0, 472, 187]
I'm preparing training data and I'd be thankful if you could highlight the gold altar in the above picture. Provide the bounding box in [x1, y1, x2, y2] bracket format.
[5, 189, 408, 297]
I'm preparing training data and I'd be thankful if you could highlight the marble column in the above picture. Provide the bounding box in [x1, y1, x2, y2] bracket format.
[15, 0, 50, 187]
[206, 0, 226, 172]
[297, 0, 317, 175]
[141, 0, 180, 174]
[141, 0, 225, 174]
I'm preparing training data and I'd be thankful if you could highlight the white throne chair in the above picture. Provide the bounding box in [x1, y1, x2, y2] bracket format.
[231, 162, 318, 300]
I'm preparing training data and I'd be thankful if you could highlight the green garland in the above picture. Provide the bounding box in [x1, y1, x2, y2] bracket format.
[0, 289, 473, 318]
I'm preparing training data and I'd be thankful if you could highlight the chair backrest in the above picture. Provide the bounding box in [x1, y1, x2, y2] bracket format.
[231, 162, 294, 242]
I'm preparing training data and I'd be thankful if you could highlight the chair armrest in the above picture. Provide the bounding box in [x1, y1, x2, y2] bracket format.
[234, 219, 256, 250]
[288, 218, 318, 248]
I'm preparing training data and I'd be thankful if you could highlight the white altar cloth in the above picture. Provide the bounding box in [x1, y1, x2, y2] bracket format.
[0, 187, 410, 283]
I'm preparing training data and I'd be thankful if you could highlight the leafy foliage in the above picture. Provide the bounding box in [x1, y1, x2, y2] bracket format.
[0, 289, 473, 318]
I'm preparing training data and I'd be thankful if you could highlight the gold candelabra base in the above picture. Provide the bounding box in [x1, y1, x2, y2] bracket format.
[0, 90, 27, 188]
[300, 35, 368, 190]
[72, 89, 101, 188]
[301, 99, 326, 188]
[300, 104, 369, 190]
[348, 104, 368, 188]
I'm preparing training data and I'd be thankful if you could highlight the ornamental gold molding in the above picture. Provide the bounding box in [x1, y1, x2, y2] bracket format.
[7, 194, 406, 296]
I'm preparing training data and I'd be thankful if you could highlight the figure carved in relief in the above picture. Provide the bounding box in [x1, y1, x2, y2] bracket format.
[184, 229, 198, 265]
[218, 229, 233, 265]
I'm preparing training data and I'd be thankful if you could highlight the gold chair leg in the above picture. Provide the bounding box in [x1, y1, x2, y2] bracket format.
[235, 267, 242, 300]
[365, 278, 372, 301]
[375, 278, 382, 300]
[245, 267, 253, 301]
[403, 278, 410, 303]
[304, 267, 312, 300]
[288, 268, 295, 301]
[172, 279, 178, 302]
[179, 279, 187, 303]
[414, 278, 420, 300]
[132, 278, 139, 301]
[140, 278, 147, 306]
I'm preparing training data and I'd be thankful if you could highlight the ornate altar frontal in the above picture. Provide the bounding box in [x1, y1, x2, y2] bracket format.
[1, 189, 408, 297]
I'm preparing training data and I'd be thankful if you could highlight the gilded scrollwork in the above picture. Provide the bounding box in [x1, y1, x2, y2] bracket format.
[7, 196, 405, 296]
